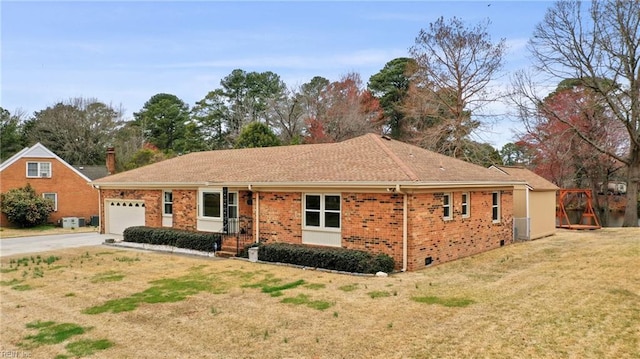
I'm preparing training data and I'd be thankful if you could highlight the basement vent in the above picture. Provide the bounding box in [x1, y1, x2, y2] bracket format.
[500, 240, 505, 247]
[425, 257, 433, 266]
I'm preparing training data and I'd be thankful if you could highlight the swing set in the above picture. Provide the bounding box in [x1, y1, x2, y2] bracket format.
[556, 189, 601, 230]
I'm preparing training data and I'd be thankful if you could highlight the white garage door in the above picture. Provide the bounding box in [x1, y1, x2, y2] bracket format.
[106, 200, 145, 235]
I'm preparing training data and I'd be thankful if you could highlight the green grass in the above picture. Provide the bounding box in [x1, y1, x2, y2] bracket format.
[83, 272, 224, 314]
[44, 255, 61, 265]
[90, 271, 125, 283]
[26, 224, 57, 231]
[0, 267, 18, 273]
[281, 294, 333, 310]
[261, 279, 306, 294]
[305, 283, 326, 290]
[338, 283, 359, 292]
[12, 284, 33, 291]
[243, 276, 307, 297]
[1, 278, 22, 286]
[114, 256, 140, 263]
[32, 266, 44, 278]
[20, 321, 87, 348]
[368, 290, 391, 299]
[65, 339, 114, 357]
[411, 296, 475, 307]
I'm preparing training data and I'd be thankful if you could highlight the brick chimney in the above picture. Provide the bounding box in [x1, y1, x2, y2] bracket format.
[106, 147, 116, 175]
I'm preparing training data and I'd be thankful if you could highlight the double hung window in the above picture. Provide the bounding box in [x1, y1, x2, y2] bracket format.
[27, 162, 51, 178]
[304, 194, 341, 230]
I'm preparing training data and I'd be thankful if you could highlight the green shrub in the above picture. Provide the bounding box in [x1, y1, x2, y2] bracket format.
[1, 184, 54, 228]
[122, 226, 156, 244]
[257, 243, 395, 274]
[123, 226, 221, 252]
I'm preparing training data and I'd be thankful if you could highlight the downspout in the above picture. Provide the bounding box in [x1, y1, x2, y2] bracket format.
[254, 190, 260, 243]
[525, 186, 531, 239]
[96, 185, 103, 234]
[396, 184, 408, 272]
[99, 189, 102, 234]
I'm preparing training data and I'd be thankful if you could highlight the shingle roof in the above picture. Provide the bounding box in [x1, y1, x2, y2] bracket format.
[492, 166, 559, 191]
[93, 134, 519, 187]
[73, 166, 108, 180]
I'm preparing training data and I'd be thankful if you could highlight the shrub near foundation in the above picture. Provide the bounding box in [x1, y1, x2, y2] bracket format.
[123, 226, 221, 252]
[257, 243, 395, 274]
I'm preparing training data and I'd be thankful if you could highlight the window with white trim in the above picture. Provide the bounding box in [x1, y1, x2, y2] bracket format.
[492, 191, 501, 222]
[163, 191, 173, 215]
[442, 193, 452, 220]
[461, 192, 470, 218]
[43, 193, 57, 211]
[304, 194, 341, 230]
[201, 191, 221, 218]
[27, 162, 51, 178]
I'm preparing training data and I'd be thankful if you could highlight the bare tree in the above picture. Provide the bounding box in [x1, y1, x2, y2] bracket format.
[408, 17, 506, 159]
[25, 98, 124, 165]
[511, 0, 639, 226]
[268, 86, 305, 145]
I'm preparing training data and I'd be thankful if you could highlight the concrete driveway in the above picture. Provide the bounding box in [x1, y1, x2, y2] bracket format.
[0, 232, 121, 257]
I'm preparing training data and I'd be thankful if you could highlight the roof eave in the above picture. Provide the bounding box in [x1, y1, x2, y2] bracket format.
[91, 180, 527, 190]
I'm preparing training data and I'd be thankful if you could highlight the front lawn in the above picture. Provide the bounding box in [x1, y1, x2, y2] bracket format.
[0, 225, 97, 239]
[1, 228, 638, 358]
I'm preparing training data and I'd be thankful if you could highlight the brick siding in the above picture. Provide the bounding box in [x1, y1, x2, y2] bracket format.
[407, 190, 513, 271]
[100, 188, 513, 271]
[342, 192, 404, 266]
[257, 192, 302, 243]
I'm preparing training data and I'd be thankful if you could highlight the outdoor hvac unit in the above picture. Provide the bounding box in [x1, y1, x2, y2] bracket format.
[62, 217, 79, 228]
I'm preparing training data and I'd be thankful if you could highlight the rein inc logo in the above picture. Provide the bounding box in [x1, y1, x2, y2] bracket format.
[0, 350, 31, 358]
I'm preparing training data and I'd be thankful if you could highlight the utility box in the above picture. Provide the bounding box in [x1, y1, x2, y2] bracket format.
[248, 247, 259, 262]
[78, 218, 86, 227]
[90, 215, 100, 227]
[62, 217, 79, 228]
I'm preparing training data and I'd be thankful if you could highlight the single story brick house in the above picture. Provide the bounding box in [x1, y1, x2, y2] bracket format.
[0, 143, 115, 227]
[489, 165, 559, 240]
[92, 134, 524, 271]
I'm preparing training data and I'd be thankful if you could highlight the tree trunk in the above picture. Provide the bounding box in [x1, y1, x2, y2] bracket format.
[592, 182, 610, 227]
[623, 157, 640, 227]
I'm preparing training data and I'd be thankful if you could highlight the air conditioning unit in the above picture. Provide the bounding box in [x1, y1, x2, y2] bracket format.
[62, 217, 79, 228]
[40, 172, 48, 177]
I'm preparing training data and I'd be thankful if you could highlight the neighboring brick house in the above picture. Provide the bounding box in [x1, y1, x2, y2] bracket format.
[0, 143, 114, 227]
[92, 134, 524, 271]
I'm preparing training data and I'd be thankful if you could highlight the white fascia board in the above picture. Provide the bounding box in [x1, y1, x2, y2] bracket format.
[0, 143, 93, 183]
[91, 180, 527, 191]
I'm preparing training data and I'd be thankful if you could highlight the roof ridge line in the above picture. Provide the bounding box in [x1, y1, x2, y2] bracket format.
[370, 134, 420, 181]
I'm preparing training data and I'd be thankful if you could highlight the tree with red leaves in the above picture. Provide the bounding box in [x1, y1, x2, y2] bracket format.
[518, 79, 626, 224]
[303, 73, 382, 144]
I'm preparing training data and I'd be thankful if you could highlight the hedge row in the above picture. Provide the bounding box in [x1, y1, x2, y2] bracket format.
[251, 242, 395, 274]
[123, 226, 222, 252]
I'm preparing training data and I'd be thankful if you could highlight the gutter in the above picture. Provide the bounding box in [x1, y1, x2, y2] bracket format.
[395, 184, 408, 272]
[89, 180, 527, 191]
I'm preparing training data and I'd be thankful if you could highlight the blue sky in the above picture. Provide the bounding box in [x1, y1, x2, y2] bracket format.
[1, 1, 553, 147]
